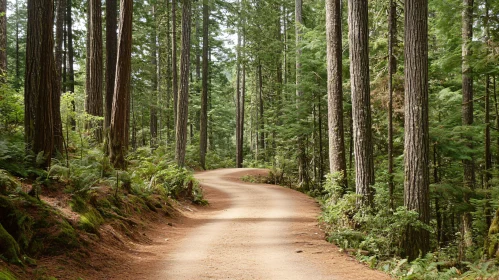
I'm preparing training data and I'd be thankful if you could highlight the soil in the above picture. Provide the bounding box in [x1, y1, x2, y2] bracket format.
[2, 168, 391, 280]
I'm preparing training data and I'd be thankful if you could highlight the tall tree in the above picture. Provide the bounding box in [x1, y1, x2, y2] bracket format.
[175, 0, 192, 167]
[67, 0, 76, 130]
[86, 0, 104, 142]
[172, 0, 178, 130]
[53, 0, 66, 153]
[25, 0, 56, 168]
[0, 0, 6, 80]
[403, 0, 430, 261]
[387, 0, 397, 209]
[295, 0, 307, 188]
[235, 5, 244, 169]
[109, 0, 133, 169]
[460, 0, 474, 258]
[348, 0, 374, 206]
[150, 5, 158, 148]
[105, 0, 117, 150]
[199, 0, 209, 169]
[325, 0, 347, 187]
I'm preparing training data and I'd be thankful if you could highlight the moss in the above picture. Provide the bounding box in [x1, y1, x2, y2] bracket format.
[487, 209, 499, 260]
[0, 170, 20, 195]
[0, 223, 21, 265]
[0, 269, 17, 280]
[78, 208, 104, 235]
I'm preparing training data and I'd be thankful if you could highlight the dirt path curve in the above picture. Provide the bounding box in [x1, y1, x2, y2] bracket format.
[147, 168, 389, 280]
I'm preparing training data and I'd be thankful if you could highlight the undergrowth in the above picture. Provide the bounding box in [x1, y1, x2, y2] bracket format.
[320, 173, 499, 279]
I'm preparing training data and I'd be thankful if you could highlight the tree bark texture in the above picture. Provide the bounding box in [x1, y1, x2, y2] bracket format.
[25, 0, 56, 168]
[325, 0, 347, 187]
[105, 0, 117, 140]
[53, 0, 66, 154]
[0, 0, 6, 79]
[199, 0, 209, 170]
[348, 0, 374, 206]
[86, 0, 103, 142]
[175, 0, 192, 167]
[109, 0, 132, 169]
[403, 0, 430, 261]
[460, 0, 474, 257]
[172, 0, 178, 129]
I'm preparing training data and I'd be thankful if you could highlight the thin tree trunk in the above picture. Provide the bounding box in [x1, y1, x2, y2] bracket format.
[403, 0, 430, 261]
[175, 0, 192, 167]
[387, 0, 397, 210]
[199, 0, 209, 169]
[53, 0, 65, 154]
[0, 0, 6, 80]
[109, 0, 133, 169]
[172, 0, 178, 130]
[325, 0, 347, 188]
[25, 0, 56, 168]
[460, 0, 474, 260]
[67, 0, 76, 129]
[86, 0, 103, 142]
[150, 5, 158, 148]
[258, 62, 264, 152]
[295, 0, 308, 188]
[15, 0, 20, 88]
[105, 0, 117, 153]
[348, 0, 374, 206]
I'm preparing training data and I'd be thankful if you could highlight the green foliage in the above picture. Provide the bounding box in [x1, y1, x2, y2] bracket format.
[0, 269, 17, 280]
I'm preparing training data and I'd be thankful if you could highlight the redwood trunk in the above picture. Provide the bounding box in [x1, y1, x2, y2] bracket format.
[175, 0, 192, 167]
[25, 0, 56, 168]
[403, 0, 430, 261]
[348, 0, 374, 206]
[325, 0, 347, 187]
[105, 0, 118, 146]
[199, 0, 209, 169]
[86, 0, 103, 142]
[109, 0, 133, 169]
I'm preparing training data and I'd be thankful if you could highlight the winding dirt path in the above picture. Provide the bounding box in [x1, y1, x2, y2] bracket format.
[114, 168, 390, 279]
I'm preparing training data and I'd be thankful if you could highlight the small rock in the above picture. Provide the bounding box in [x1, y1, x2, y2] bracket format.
[296, 250, 303, 253]
[168, 223, 173, 226]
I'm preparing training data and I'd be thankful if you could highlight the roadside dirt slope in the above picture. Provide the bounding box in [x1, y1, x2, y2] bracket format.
[116, 168, 390, 280]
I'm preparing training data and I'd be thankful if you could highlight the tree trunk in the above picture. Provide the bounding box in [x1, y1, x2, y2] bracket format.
[460, 0, 474, 260]
[348, 0, 374, 206]
[150, 5, 158, 148]
[325, 0, 347, 188]
[387, 0, 397, 210]
[199, 0, 209, 170]
[53, 0, 66, 154]
[109, 0, 133, 169]
[403, 0, 430, 261]
[172, 0, 178, 130]
[15, 0, 20, 88]
[175, 0, 192, 167]
[67, 0, 76, 129]
[86, 0, 103, 142]
[25, 0, 56, 169]
[484, 0, 492, 230]
[105, 0, 117, 152]
[295, 0, 308, 188]
[0, 0, 6, 80]
[258, 62, 264, 153]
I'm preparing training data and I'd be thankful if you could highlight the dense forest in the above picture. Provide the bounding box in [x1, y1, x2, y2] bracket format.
[1, 0, 499, 278]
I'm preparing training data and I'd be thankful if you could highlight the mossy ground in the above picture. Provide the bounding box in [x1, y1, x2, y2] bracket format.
[0, 169, 181, 279]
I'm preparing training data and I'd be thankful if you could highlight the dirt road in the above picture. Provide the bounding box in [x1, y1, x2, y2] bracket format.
[149, 168, 389, 280]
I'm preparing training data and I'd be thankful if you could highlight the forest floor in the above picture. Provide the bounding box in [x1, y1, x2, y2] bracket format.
[1, 168, 391, 279]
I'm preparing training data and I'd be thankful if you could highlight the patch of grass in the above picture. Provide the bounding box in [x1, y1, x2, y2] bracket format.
[0, 269, 17, 280]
